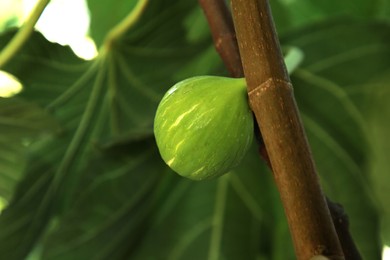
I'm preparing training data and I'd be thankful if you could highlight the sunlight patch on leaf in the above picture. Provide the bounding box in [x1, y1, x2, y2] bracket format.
[0, 70, 22, 97]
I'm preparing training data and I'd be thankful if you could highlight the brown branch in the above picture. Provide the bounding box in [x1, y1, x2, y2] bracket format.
[198, 0, 270, 164]
[230, 0, 344, 259]
[198, 0, 243, 77]
[198, 0, 362, 259]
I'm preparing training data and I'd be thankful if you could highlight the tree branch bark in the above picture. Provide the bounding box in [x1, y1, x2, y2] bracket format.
[230, 0, 344, 258]
[198, 0, 243, 78]
[199, 0, 361, 259]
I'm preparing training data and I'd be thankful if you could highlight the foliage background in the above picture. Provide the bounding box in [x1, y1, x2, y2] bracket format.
[0, 0, 390, 259]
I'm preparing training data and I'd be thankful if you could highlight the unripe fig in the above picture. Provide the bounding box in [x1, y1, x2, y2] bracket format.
[154, 76, 253, 181]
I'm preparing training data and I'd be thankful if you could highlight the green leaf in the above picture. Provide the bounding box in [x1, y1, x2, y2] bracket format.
[367, 73, 390, 245]
[0, 1, 215, 259]
[0, 97, 59, 200]
[130, 145, 290, 260]
[284, 20, 390, 259]
[270, 0, 386, 33]
[41, 139, 165, 260]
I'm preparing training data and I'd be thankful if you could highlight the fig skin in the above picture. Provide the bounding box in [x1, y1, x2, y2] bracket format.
[154, 76, 253, 181]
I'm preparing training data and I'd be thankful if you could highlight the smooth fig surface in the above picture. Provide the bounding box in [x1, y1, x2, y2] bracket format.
[154, 76, 253, 180]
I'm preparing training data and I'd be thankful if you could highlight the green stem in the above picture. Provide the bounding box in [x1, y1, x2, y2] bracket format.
[103, 0, 149, 50]
[0, 0, 50, 69]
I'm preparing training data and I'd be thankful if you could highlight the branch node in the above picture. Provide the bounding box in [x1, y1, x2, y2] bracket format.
[248, 77, 292, 98]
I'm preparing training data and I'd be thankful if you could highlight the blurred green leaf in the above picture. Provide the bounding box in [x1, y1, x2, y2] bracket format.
[0, 98, 57, 137]
[86, 0, 138, 47]
[0, 1, 211, 258]
[367, 73, 390, 245]
[41, 138, 166, 260]
[130, 145, 288, 259]
[0, 97, 59, 200]
[270, 0, 388, 33]
[285, 21, 390, 259]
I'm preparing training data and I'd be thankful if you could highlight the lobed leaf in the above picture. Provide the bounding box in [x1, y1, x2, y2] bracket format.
[284, 21, 390, 259]
[0, 0, 218, 259]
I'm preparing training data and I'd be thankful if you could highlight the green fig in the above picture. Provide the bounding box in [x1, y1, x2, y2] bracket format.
[154, 76, 253, 180]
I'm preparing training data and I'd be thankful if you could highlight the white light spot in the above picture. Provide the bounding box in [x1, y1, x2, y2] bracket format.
[22, 0, 98, 60]
[383, 245, 390, 260]
[70, 36, 98, 60]
[0, 71, 23, 97]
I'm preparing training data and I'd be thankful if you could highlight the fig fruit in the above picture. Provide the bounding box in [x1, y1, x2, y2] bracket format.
[154, 76, 253, 180]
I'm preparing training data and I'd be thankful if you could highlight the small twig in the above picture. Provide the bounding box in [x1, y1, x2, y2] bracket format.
[326, 198, 362, 260]
[198, 0, 243, 78]
[0, 0, 50, 69]
[231, 0, 344, 259]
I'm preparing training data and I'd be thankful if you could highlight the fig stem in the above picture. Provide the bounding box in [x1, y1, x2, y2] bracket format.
[0, 0, 50, 69]
[230, 0, 344, 259]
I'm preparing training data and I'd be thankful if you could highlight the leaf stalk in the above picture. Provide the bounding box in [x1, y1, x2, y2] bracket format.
[0, 0, 50, 69]
[103, 0, 149, 51]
